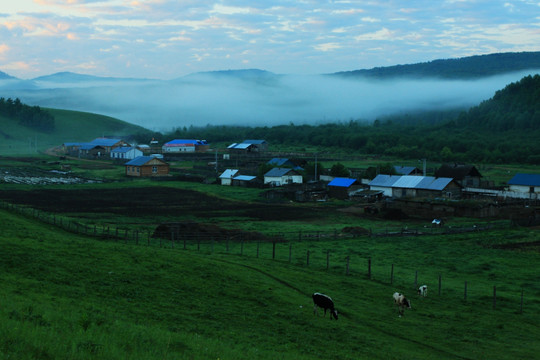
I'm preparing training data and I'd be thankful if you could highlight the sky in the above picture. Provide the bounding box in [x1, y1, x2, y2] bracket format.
[1, 0, 540, 80]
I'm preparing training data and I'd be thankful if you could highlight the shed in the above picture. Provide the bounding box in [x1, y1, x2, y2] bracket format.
[125, 156, 170, 177]
[327, 177, 359, 199]
[231, 175, 259, 187]
[508, 173, 540, 194]
[264, 167, 302, 186]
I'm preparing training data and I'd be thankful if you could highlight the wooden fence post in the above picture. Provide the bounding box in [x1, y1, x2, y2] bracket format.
[464, 281, 468, 301]
[520, 289, 524, 314]
[326, 250, 330, 270]
[438, 274, 442, 296]
[390, 264, 394, 284]
[493, 285, 497, 309]
[289, 243, 292, 263]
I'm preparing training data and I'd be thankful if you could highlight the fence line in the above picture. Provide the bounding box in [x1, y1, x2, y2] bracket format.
[0, 200, 527, 314]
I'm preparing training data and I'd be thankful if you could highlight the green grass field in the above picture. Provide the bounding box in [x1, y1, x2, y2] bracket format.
[1, 200, 539, 359]
[0, 109, 147, 155]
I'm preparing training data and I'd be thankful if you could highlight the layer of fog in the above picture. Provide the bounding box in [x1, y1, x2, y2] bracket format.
[3, 69, 539, 132]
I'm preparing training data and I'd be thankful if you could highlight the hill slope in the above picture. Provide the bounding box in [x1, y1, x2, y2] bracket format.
[334, 51, 540, 79]
[1, 208, 539, 359]
[456, 74, 540, 131]
[0, 108, 149, 155]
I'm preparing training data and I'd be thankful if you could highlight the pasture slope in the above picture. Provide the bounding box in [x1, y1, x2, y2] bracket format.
[1, 208, 539, 359]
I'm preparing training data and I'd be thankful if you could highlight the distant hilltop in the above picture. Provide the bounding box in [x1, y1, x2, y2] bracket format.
[2, 51, 540, 82]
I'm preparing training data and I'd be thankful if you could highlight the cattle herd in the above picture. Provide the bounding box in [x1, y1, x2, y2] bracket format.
[313, 285, 428, 320]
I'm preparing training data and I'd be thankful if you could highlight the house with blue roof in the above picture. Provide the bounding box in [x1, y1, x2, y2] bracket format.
[508, 173, 540, 194]
[125, 156, 169, 177]
[162, 139, 209, 153]
[264, 167, 302, 186]
[111, 146, 143, 160]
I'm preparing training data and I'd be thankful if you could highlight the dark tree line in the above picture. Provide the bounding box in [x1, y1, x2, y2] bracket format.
[0, 97, 55, 132]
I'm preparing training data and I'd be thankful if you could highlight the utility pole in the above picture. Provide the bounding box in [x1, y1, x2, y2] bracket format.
[314, 152, 318, 181]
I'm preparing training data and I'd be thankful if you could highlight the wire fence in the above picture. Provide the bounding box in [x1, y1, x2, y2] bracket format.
[1, 200, 531, 314]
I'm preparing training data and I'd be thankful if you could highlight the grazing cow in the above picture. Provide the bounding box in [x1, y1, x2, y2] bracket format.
[418, 285, 428, 297]
[393, 292, 411, 317]
[312, 292, 338, 320]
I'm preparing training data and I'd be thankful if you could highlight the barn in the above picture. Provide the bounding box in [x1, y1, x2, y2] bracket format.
[125, 156, 170, 177]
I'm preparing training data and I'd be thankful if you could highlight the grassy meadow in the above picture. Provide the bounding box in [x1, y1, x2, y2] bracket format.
[1, 199, 539, 359]
[0, 109, 147, 155]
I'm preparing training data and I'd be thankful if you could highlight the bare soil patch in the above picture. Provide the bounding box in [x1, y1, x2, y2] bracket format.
[0, 187, 330, 222]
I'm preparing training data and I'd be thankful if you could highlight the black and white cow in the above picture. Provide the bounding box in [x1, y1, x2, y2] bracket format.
[417, 285, 428, 297]
[393, 292, 411, 317]
[312, 292, 338, 320]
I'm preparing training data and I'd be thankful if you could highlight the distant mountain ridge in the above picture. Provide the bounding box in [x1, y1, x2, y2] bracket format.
[2, 52, 540, 82]
[333, 51, 540, 79]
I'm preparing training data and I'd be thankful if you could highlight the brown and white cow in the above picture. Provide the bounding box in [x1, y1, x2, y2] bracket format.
[393, 292, 411, 317]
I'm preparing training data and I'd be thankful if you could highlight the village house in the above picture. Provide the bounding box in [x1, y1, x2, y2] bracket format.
[264, 167, 302, 186]
[508, 173, 540, 195]
[435, 164, 482, 187]
[228, 139, 268, 153]
[219, 169, 239, 186]
[64, 138, 129, 158]
[125, 156, 170, 177]
[162, 139, 209, 153]
[111, 146, 143, 160]
[267, 158, 304, 170]
[394, 166, 423, 176]
[369, 175, 461, 199]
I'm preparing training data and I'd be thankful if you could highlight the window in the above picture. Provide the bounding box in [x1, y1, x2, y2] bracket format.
[152, 166, 158, 173]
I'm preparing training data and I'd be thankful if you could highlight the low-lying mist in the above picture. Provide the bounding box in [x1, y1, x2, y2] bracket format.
[3, 69, 539, 131]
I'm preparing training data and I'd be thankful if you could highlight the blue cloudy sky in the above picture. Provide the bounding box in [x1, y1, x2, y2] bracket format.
[1, 0, 540, 79]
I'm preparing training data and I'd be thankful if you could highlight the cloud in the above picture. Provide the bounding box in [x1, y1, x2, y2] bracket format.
[355, 28, 394, 41]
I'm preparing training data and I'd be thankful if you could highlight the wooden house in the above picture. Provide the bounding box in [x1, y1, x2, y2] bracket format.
[125, 156, 169, 177]
[435, 164, 482, 187]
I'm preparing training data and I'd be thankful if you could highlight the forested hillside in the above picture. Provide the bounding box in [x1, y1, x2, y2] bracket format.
[334, 52, 540, 79]
[456, 74, 540, 130]
[150, 74, 540, 164]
